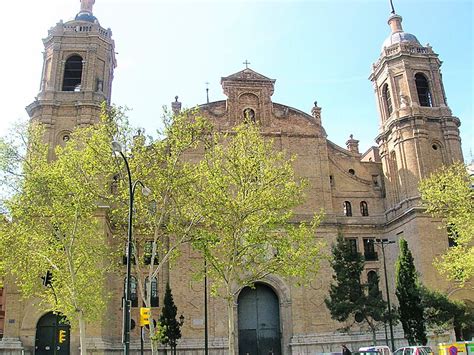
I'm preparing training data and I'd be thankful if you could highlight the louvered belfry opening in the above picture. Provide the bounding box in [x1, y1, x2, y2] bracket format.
[62, 55, 83, 91]
[415, 73, 432, 107]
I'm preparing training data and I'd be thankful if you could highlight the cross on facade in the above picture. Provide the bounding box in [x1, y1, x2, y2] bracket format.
[243, 60, 251, 69]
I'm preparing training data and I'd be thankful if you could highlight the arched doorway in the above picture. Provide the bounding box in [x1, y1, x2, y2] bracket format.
[238, 283, 282, 355]
[35, 312, 70, 355]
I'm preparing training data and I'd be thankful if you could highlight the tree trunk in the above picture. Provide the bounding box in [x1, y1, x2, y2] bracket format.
[151, 336, 157, 355]
[227, 297, 236, 355]
[150, 316, 157, 355]
[371, 324, 377, 346]
[78, 311, 87, 355]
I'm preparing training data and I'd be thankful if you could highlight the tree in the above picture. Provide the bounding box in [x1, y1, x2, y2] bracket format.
[0, 105, 210, 353]
[108, 107, 211, 352]
[325, 234, 389, 345]
[0, 112, 118, 354]
[395, 238, 427, 345]
[189, 121, 324, 355]
[156, 283, 183, 355]
[421, 287, 474, 341]
[419, 162, 474, 284]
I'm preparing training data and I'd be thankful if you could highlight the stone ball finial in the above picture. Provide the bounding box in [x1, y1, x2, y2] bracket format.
[172, 96, 182, 115]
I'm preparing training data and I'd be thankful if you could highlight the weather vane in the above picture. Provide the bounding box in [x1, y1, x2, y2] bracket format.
[389, 0, 396, 14]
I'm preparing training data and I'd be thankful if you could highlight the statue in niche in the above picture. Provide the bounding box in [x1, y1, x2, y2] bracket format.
[400, 93, 410, 108]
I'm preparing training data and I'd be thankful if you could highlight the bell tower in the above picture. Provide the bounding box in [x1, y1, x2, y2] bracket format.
[370, 9, 463, 213]
[26, 0, 116, 151]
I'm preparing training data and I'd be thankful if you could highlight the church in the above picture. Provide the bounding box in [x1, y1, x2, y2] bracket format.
[0, 0, 471, 354]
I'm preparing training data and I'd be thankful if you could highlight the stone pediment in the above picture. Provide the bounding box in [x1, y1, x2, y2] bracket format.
[221, 68, 276, 83]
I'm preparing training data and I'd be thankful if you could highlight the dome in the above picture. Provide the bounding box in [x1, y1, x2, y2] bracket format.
[381, 13, 420, 50]
[75, 11, 98, 23]
[382, 31, 420, 49]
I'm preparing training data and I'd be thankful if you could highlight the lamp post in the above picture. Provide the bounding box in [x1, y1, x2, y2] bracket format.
[204, 259, 209, 355]
[374, 238, 396, 351]
[112, 141, 151, 355]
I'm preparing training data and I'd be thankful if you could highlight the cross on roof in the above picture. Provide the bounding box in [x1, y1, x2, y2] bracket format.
[243, 60, 251, 69]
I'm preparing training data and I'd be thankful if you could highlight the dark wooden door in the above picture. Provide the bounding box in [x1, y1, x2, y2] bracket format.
[35, 313, 70, 355]
[238, 284, 281, 355]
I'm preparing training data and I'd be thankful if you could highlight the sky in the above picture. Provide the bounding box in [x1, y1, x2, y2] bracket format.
[0, 0, 472, 158]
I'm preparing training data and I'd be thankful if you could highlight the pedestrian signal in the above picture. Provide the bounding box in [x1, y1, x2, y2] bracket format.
[58, 329, 67, 344]
[139, 307, 151, 326]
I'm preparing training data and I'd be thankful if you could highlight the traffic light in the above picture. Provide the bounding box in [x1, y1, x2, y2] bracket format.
[58, 329, 67, 344]
[41, 270, 53, 287]
[139, 307, 151, 326]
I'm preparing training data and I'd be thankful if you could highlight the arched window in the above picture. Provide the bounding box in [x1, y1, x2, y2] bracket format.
[360, 201, 369, 216]
[62, 55, 83, 91]
[415, 73, 432, 107]
[382, 84, 393, 116]
[367, 271, 379, 292]
[145, 277, 159, 307]
[343, 201, 352, 217]
[124, 276, 139, 307]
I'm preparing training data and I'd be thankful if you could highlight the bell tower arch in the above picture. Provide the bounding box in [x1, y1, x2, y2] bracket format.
[26, 0, 116, 153]
[370, 10, 463, 212]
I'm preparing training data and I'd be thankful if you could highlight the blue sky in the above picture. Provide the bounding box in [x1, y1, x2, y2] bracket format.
[0, 0, 472, 158]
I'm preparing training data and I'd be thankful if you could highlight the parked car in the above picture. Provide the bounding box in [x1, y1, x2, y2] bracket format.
[393, 346, 433, 355]
[359, 346, 392, 355]
[354, 351, 380, 355]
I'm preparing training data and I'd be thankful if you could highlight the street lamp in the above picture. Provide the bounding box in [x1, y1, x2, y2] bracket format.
[204, 258, 209, 355]
[112, 141, 151, 355]
[374, 238, 396, 351]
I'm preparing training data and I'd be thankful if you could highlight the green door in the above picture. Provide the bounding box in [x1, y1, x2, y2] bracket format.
[238, 284, 282, 355]
[35, 312, 70, 355]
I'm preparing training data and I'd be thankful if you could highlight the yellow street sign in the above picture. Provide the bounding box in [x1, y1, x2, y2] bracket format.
[139, 307, 151, 326]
